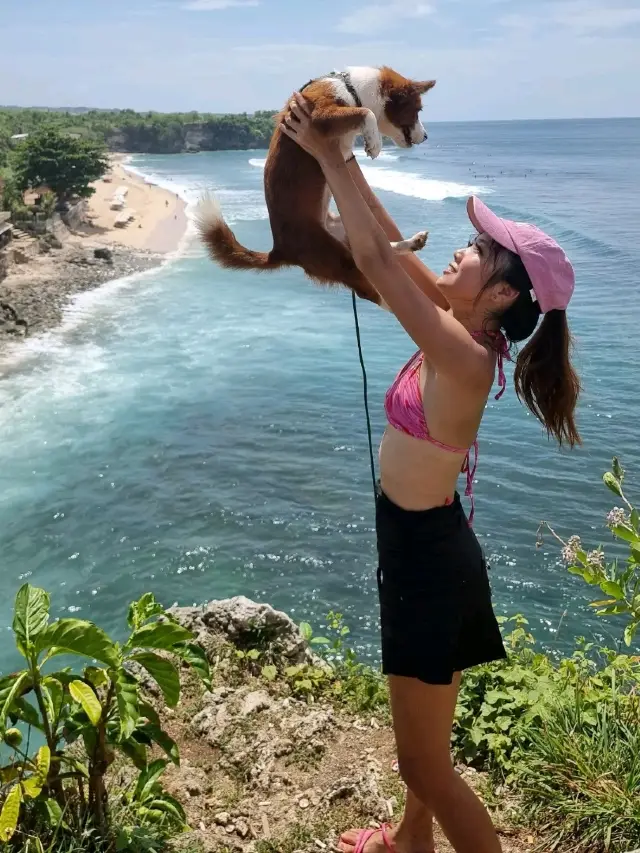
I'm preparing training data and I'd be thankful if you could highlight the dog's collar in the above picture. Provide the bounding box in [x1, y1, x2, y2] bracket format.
[299, 71, 363, 108]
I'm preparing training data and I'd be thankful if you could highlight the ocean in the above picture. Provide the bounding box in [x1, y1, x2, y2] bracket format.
[1, 118, 639, 673]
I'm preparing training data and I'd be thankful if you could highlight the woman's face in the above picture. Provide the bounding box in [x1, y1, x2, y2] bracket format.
[436, 232, 491, 303]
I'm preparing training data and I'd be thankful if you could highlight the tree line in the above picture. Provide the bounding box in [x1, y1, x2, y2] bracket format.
[0, 107, 277, 163]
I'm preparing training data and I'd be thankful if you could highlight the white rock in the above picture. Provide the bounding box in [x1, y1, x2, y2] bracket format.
[240, 690, 273, 717]
[169, 596, 320, 665]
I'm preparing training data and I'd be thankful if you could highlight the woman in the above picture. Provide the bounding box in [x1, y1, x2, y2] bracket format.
[281, 94, 580, 853]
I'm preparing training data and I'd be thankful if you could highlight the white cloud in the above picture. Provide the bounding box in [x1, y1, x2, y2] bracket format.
[499, 1, 640, 35]
[337, 2, 434, 36]
[182, 0, 259, 9]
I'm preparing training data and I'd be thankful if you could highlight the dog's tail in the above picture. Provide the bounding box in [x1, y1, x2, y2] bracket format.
[195, 193, 283, 271]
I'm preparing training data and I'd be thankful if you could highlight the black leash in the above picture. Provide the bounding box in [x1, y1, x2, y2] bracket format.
[351, 291, 377, 500]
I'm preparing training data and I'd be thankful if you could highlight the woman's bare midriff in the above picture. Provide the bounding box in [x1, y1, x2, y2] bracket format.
[378, 425, 471, 511]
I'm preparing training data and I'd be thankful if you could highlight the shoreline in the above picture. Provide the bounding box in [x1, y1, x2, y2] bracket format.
[87, 154, 188, 254]
[0, 154, 190, 354]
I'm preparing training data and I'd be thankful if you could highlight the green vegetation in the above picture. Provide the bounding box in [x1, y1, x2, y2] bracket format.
[11, 128, 108, 207]
[0, 588, 210, 851]
[0, 108, 277, 157]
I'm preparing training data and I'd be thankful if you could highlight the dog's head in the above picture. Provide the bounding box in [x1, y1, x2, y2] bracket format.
[377, 67, 435, 148]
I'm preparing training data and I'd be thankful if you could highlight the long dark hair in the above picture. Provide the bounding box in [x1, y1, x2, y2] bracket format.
[481, 237, 581, 448]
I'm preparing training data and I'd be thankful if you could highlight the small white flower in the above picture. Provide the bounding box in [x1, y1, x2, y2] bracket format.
[586, 549, 604, 571]
[561, 535, 582, 564]
[606, 507, 627, 528]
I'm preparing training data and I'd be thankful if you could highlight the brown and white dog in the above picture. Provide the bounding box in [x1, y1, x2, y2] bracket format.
[196, 66, 435, 305]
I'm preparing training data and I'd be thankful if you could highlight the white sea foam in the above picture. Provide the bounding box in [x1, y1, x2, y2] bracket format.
[0, 265, 163, 375]
[248, 155, 491, 202]
[121, 157, 205, 256]
[360, 166, 490, 201]
[122, 157, 195, 206]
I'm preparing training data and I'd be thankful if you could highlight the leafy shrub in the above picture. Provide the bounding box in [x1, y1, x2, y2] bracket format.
[0, 586, 210, 849]
[539, 456, 640, 648]
[453, 615, 557, 776]
[454, 618, 640, 781]
[37, 191, 56, 218]
[0, 171, 27, 216]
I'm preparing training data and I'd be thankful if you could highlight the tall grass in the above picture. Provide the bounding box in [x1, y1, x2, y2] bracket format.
[518, 693, 640, 853]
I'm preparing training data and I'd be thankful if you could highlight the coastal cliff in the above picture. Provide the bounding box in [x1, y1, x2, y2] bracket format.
[105, 116, 274, 154]
[2, 107, 365, 156]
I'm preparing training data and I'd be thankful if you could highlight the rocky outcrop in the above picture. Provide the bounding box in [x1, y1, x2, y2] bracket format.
[155, 595, 525, 853]
[93, 247, 113, 263]
[160, 597, 398, 853]
[169, 595, 317, 666]
[0, 301, 28, 337]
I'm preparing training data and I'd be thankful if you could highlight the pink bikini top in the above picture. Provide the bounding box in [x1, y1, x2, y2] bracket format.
[384, 331, 510, 525]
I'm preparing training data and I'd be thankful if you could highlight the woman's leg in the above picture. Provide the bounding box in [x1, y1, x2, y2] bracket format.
[338, 788, 435, 853]
[390, 674, 502, 853]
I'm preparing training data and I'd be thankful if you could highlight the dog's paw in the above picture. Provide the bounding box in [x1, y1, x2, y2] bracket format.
[391, 230, 429, 256]
[408, 230, 429, 252]
[362, 111, 382, 159]
[363, 132, 382, 159]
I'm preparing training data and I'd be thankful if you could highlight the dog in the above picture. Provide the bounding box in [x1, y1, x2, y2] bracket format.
[196, 66, 435, 305]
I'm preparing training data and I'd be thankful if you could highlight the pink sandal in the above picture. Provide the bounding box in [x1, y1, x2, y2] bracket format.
[347, 823, 396, 853]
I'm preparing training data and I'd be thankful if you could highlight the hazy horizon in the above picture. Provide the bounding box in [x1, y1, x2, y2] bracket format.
[2, 106, 639, 124]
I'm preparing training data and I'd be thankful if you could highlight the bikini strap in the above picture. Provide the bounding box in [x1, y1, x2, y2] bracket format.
[493, 332, 511, 400]
[470, 330, 511, 400]
[461, 440, 478, 526]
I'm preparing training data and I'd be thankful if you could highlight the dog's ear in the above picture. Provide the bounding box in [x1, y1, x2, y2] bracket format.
[414, 80, 436, 94]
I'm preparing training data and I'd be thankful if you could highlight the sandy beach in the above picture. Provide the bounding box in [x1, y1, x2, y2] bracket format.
[85, 154, 188, 254]
[0, 155, 190, 351]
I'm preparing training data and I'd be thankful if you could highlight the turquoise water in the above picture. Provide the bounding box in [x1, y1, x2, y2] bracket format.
[1, 118, 639, 673]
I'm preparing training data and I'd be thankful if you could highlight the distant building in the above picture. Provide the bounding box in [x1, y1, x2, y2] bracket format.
[10, 133, 28, 141]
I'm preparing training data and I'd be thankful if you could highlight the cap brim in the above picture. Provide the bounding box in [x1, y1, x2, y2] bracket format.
[467, 197, 517, 254]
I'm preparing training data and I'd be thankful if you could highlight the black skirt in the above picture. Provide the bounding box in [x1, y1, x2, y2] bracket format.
[376, 485, 507, 686]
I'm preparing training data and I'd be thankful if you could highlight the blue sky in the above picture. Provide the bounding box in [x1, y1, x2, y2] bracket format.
[1, 0, 639, 119]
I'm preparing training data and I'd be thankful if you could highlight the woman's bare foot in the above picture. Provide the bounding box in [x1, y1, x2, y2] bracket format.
[337, 825, 435, 853]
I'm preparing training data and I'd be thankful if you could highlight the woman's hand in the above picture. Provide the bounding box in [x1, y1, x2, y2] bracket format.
[280, 92, 342, 166]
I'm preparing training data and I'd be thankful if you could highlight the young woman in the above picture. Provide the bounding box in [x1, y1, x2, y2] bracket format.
[281, 94, 580, 853]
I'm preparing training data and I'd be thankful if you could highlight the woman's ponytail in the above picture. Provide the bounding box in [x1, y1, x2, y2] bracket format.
[513, 309, 581, 447]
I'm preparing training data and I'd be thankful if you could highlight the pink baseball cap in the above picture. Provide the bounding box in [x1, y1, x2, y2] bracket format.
[467, 196, 575, 313]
